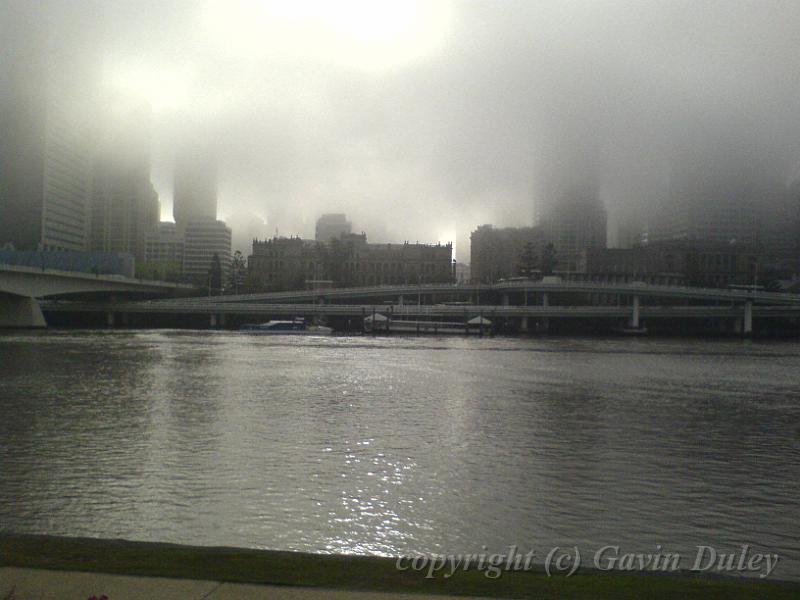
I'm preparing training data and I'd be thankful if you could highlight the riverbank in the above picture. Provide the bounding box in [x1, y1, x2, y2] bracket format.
[1, 534, 797, 599]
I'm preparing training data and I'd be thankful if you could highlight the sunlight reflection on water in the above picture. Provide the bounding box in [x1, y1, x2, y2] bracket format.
[0, 330, 798, 579]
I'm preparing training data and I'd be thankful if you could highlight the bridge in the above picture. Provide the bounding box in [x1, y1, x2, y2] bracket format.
[0, 264, 193, 327]
[144, 280, 800, 306]
[38, 279, 800, 335]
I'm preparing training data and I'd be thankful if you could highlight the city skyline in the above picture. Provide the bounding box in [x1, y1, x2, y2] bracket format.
[4, 1, 800, 263]
[3, 5, 800, 595]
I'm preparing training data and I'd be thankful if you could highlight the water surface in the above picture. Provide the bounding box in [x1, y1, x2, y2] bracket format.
[0, 331, 797, 579]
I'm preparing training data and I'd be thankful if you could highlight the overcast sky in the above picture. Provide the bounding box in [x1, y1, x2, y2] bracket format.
[4, 0, 800, 261]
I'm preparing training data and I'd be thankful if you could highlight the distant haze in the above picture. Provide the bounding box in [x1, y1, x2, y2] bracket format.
[3, 0, 800, 261]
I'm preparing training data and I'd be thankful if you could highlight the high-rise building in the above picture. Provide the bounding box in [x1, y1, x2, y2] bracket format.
[647, 191, 758, 247]
[145, 222, 185, 269]
[183, 217, 232, 285]
[611, 206, 646, 249]
[315, 213, 352, 243]
[0, 2, 95, 252]
[539, 188, 607, 272]
[645, 156, 787, 249]
[90, 102, 159, 262]
[0, 96, 93, 252]
[173, 147, 218, 229]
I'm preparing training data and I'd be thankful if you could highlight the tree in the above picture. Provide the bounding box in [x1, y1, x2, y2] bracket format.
[243, 271, 266, 293]
[136, 261, 182, 283]
[541, 243, 557, 276]
[228, 250, 246, 294]
[208, 253, 222, 295]
[518, 241, 537, 278]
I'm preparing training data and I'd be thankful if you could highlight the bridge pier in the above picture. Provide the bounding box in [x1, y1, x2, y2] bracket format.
[210, 313, 218, 328]
[629, 295, 641, 329]
[106, 311, 115, 327]
[520, 316, 529, 333]
[743, 301, 753, 336]
[502, 293, 509, 306]
[0, 293, 46, 328]
[541, 292, 550, 332]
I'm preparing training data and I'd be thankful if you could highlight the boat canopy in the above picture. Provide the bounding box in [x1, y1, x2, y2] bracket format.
[364, 313, 389, 322]
[467, 316, 492, 325]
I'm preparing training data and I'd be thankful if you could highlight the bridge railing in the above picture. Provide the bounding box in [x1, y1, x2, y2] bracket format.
[145, 279, 800, 307]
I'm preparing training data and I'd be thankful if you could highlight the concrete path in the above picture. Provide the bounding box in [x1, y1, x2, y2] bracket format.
[0, 567, 493, 600]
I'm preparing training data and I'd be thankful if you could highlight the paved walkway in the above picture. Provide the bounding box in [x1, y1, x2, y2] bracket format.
[1, 567, 492, 600]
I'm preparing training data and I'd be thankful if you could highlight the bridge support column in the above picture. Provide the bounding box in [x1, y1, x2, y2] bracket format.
[520, 316, 529, 333]
[502, 293, 509, 306]
[0, 293, 46, 328]
[397, 295, 404, 306]
[541, 293, 549, 332]
[734, 317, 743, 334]
[629, 295, 641, 329]
[106, 312, 115, 327]
[743, 301, 753, 336]
[210, 313, 218, 328]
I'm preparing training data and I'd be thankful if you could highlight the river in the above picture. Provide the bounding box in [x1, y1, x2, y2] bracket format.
[0, 331, 798, 580]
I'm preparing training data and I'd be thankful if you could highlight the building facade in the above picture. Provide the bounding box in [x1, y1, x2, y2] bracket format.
[90, 101, 159, 263]
[91, 173, 159, 263]
[0, 98, 93, 252]
[145, 222, 185, 267]
[579, 240, 758, 288]
[0, 6, 95, 253]
[183, 218, 232, 285]
[248, 233, 453, 291]
[470, 225, 543, 283]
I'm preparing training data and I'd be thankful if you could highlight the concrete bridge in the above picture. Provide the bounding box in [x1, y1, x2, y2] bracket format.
[116, 279, 800, 335]
[0, 264, 193, 327]
[146, 280, 800, 306]
[28, 277, 800, 334]
[40, 299, 800, 334]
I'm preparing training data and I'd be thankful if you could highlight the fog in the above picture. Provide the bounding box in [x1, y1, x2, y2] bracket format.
[3, 0, 800, 260]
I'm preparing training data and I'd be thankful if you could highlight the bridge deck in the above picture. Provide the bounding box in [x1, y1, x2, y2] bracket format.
[144, 281, 800, 306]
[40, 301, 800, 319]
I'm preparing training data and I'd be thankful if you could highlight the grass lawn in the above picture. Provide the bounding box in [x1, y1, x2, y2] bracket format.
[1, 534, 797, 599]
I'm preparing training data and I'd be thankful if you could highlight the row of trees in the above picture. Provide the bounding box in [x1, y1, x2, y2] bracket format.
[517, 241, 557, 278]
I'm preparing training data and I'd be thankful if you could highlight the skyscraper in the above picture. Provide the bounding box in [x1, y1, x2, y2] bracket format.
[173, 147, 218, 229]
[0, 80, 94, 252]
[539, 187, 607, 272]
[0, 1, 95, 252]
[645, 152, 788, 249]
[170, 144, 231, 284]
[90, 101, 159, 262]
